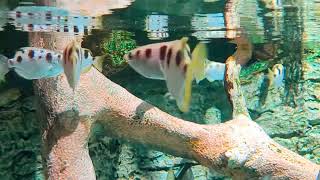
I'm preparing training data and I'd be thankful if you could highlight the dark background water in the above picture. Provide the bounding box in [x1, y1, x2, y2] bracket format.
[0, 0, 319, 179]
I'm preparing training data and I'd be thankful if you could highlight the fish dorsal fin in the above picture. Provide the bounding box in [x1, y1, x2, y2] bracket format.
[180, 37, 189, 49]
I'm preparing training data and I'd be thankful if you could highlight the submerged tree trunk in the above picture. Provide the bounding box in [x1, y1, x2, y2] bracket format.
[29, 31, 319, 179]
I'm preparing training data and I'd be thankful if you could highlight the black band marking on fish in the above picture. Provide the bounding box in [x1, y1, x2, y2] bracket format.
[159, 45, 167, 61]
[58, 54, 61, 60]
[136, 50, 141, 58]
[28, 50, 35, 59]
[145, 48, 152, 58]
[46, 53, 53, 63]
[84, 49, 89, 59]
[68, 47, 74, 65]
[176, 51, 182, 66]
[28, 12, 34, 16]
[183, 63, 187, 74]
[166, 48, 172, 66]
[17, 56, 22, 63]
[39, 56, 42, 59]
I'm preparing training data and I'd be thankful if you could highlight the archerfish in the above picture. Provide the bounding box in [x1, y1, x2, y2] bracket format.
[0, 44, 102, 86]
[62, 40, 104, 90]
[0, 48, 63, 79]
[268, 64, 285, 88]
[124, 37, 210, 112]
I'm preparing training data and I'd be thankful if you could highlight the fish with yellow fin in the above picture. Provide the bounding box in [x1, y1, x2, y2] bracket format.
[124, 37, 212, 112]
[267, 64, 285, 88]
[62, 40, 104, 90]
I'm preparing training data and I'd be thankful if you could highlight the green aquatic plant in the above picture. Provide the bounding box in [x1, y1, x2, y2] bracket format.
[101, 30, 136, 67]
[305, 49, 320, 62]
[240, 61, 270, 84]
[240, 61, 269, 79]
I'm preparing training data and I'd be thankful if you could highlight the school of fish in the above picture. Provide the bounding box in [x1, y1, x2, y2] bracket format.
[0, 36, 284, 112]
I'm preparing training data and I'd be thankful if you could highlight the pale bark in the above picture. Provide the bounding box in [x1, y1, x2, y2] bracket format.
[29, 32, 319, 179]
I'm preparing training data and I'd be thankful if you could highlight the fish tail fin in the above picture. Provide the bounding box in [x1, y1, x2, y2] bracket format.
[179, 43, 207, 112]
[191, 43, 207, 83]
[92, 55, 105, 72]
[0, 54, 9, 82]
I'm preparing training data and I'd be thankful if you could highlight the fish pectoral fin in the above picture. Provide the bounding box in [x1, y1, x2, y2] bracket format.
[92, 55, 105, 72]
[180, 37, 189, 47]
[191, 43, 207, 83]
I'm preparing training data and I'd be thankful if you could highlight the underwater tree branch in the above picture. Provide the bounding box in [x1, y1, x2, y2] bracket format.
[28, 21, 319, 180]
[30, 33, 96, 180]
[224, 56, 250, 118]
